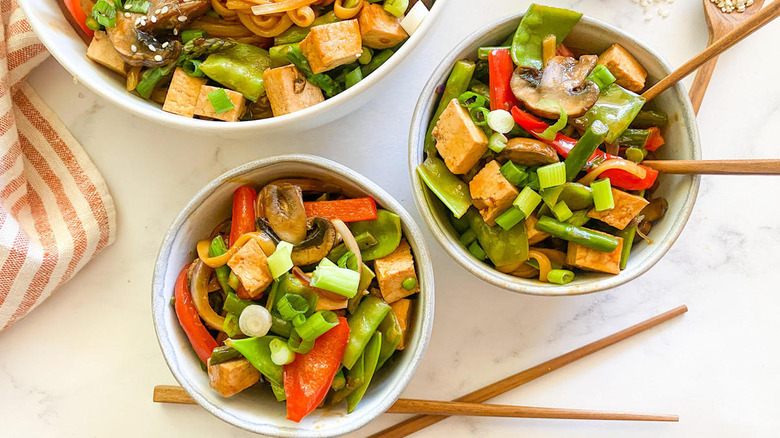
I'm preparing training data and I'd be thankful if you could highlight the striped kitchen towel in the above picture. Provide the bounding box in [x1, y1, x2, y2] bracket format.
[0, 2, 116, 331]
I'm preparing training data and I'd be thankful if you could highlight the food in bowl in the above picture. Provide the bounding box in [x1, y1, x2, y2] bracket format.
[417, 4, 670, 285]
[173, 178, 420, 422]
[68, 0, 429, 121]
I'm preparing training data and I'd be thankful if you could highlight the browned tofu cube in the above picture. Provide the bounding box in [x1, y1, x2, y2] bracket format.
[262, 65, 325, 117]
[227, 238, 273, 295]
[314, 288, 349, 311]
[598, 44, 648, 93]
[432, 99, 488, 174]
[162, 68, 207, 118]
[390, 299, 411, 351]
[525, 215, 550, 245]
[374, 239, 419, 304]
[86, 30, 127, 75]
[194, 85, 246, 122]
[358, 3, 408, 50]
[207, 358, 261, 398]
[469, 160, 519, 226]
[299, 20, 362, 74]
[566, 233, 624, 275]
[587, 188, 649, 230]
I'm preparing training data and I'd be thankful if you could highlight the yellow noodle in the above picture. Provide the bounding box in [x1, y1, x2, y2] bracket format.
[313, 0, 335, 5]
[528, 250, 552, 283]
[237, 11, 293, 37]
[287, 5, 316, 27]
[126, 66, 141, 91]
[211, 0, 238, 17]
[334, 0, 362, 19]
[225, 0, 254, 10]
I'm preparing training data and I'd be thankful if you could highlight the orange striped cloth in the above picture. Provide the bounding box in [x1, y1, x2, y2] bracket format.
[0, 2, 116, 331]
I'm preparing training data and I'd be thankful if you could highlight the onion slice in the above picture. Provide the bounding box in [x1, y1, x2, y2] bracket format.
[528, 250, 552, 283]
[332, 219, 361, 274]
[189, 259, 226, 331]
[577, 159, 647, 186]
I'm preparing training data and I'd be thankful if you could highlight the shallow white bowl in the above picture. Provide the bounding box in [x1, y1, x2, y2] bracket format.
[409, 14, 701, 296]
[152, 155, 434, 436]
[22, 0, 446, 136]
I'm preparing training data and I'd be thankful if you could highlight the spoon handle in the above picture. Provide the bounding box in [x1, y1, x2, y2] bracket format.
[642, 159, 780, 175]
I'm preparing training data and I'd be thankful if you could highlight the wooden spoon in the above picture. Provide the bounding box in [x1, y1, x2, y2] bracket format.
[643, 159, 780, 175]
[688, 0, 766, 114]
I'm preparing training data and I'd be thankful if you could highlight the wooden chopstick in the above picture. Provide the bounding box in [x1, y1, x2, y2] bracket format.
[369, 305, 687, 438]
[641, 0, 780, 101]
[153, 386, 677, 422]
[643, 159, 780, 175]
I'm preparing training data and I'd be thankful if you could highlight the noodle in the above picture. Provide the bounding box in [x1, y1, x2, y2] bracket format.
[189, 16, 255, 38]
[334, 0, 363, 19]
[528, 250, 552, 283]
[287, 5, 316, 27]
[210, 0, 237, 18]
[126, 66, 141, 91]
[577, 159, 647, 185]
[197, 232, 277, 268]
[237, 11, 294, 37]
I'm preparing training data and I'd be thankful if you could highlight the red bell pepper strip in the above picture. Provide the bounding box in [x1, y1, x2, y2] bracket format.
[61, 0, 94, 39]
[303, 197, 377, 223]
[488, 49, 520, 112]
[645, 127, 665, 151]
[174, 265, 219, 364]
[284, 316, 350, 422]
[229, 186, 257, 246]
[511, 107, 658, 190]
[556, 43, 574, 58]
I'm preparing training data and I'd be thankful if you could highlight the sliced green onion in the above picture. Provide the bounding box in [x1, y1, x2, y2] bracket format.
[337, 251, 358, 269]
[586, 64, 617, 90]
[469, 106, 490, 127]
[537, 162, 566, 189]
[223, 292, 253, 316]
[402, 277, 417, 290]
[181, 29, 206, 44]
[538, 101, 567, 140]
[227, 271, 240, 290]
[85, 16, 101, 31]
[358, 47, 373, 65]
[276, 293, 309, 321]
[477, 46, 510, 59]
[500, 161, 527, 186]
[122, 0, 150, 14]
[309, 265, 360, 298]
[181, 58, 205, 77]
[222, 312, 240, 337]
[488, 132, 508, 153]
[91, 0, 116, 28]
[295, 310, 339, 342]
[591, 179, 615, 211]
[288, 331, 315, 354]
[267, 241, 294, 279]
[547, 269, 575, 285]
[468, 241, 487, 260]
[487, 109, 515, 134]
[625, 147, 646, 163]
[207, 88, 235, 114]
[384, 0, 408, 17]
[345, 67, 363, 89]
[459, 229, 477, 247]
[135, 63, 175, 99]
[513, 186, 542, 218]
[458, 91, 487, 109]
[552, 201, 573, 222]
[319, 257, 337, 268]
[238, 305, 272, 337]
[495, 207, 525, 230]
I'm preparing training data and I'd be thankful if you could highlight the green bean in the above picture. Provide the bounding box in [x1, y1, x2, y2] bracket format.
[616, 128, 651, 148]
[209, 346, 242, 366]
[617, 225, 637, 270]
[424, 59, 476, 155]
[630, 110, 668, 129]
[223, 291, 253, 316]
[535, 216, 619, 253]
[477, 46, 510, 60]
[564, 120, 609, 181]
[342, 295, 390, 370]
[208, 236, 233, 294]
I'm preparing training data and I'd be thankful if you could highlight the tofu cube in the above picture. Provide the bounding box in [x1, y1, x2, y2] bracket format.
[598, 44, 648, 93]
[390, 299, 411, 351]
[262, 65, 325, 117]
[587, 188, 649, 230]
[358, 3, 408, 49]
[207, 358, 261, 398]
[162, 68, 207, 118]
[469, 160, 519, 226]
[227, 238, 273, 295]
[194, 85, 246, 122]
[525, 215, 550, 245]
[299, 20, 363, 74]
[86, 30, 127, 75]
[374, 239, 419, 304]
[432, 99, 488, 174]
[566, 233, 624, 275]
[314, 288, 349, 311]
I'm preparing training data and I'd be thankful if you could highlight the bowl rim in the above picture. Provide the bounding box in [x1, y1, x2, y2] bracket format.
[408, 13, 701, 296]
[22, 0, 448, 133]
[151, 154, 435, 436]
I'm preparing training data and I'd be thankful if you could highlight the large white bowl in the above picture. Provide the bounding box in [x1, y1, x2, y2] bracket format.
[409, 14, 701, 296]
[22, 0, 446, 136]
[152, 155, 434, 436]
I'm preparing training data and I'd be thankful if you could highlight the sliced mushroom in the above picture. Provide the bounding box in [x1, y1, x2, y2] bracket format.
[291, 218, 337, 266]
[499, 137, 559, 165]
[510, 55, 600, 119]
[260, 183, 308, 245]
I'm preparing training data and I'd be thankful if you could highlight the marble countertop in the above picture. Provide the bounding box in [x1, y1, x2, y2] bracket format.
[4, 0, 780, 436]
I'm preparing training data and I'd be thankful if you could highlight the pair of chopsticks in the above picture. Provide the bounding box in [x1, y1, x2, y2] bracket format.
[154, 305, 687, 433]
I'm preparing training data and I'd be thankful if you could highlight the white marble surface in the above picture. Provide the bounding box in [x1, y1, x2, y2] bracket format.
[3, 0, 780, 436]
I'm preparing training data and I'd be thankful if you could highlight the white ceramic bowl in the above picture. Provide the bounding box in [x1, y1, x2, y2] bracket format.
[22, 0, 446, 136]
[152, 155, 434, 436]
[409, 14, 701, 296]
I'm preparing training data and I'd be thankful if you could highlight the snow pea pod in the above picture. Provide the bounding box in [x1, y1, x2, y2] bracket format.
[226, 336, 283, 386]
[200, 43, 272, 102]
[417, 156, 473, 219]
[376, 309, 402, 370]
[348, 210, 402, 261]
[273, 273, 318, 317]
[342, 295, 390, 370]
[510, 4, 582, 69]
[575, 84, 646, 144]
[466, 208, 529, 267]
[346, 331, 382, 413]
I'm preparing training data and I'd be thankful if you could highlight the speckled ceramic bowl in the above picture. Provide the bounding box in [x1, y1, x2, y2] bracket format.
[22, 0, 446, 136]
[152, 155, 434, 436]
[409, 14, 701, 296]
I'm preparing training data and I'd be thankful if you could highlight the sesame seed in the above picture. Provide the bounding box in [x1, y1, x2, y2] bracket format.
[154, 55, 163, 62]
[134, 17, 141, 25]
[124, 12, 130, 17]
[154, 8, 161, 14]
[162, 41, 169, 48]
[151, 15, 157, 23]
[177, 15, 187, 22]
[161, 6, 168, 13]
[148, 44, 156, 52]
[131, 44, 137, 52]
[173, 28, 178, 35]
